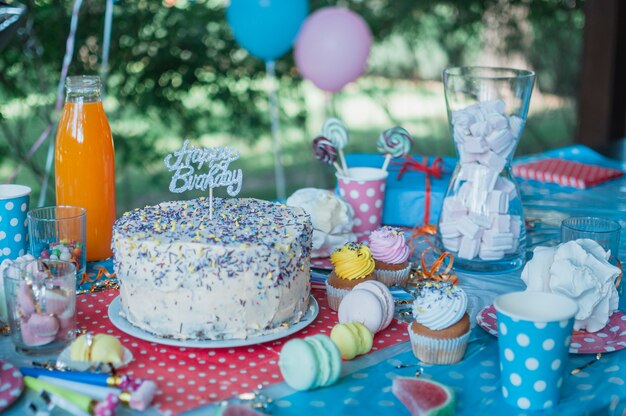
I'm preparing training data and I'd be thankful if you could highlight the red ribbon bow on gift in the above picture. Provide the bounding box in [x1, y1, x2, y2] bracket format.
[390, 155, 444, 229]
[396, 155, 444, 181]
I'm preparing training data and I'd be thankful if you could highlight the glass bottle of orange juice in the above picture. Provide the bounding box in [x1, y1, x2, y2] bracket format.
[55, 75, 116, 261]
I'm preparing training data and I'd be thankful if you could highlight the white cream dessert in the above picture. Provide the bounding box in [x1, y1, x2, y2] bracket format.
[521, 239, 621, 332]
[112, 197, 312, 340]
[286, 188, 356, 258]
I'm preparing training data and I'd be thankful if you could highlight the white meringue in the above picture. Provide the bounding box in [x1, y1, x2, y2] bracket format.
[521, 239, 620, 332]
[286, 188, 356, 258]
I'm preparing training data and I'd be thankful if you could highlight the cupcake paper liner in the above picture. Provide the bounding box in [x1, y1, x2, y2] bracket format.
[325, 281, 351, 311]
[408, 324, 470, 365]
[374, 262, 411, 287]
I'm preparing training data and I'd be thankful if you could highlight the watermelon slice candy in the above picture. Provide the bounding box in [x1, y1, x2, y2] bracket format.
[392, 377, 455, 416]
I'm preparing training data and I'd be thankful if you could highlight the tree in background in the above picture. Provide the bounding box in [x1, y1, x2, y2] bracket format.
[0, 0, 584, 206]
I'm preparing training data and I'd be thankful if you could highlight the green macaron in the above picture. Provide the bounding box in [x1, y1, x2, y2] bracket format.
[278, 335, 342, 391]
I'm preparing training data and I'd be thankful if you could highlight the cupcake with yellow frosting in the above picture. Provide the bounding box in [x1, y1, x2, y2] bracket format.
[326, 242, 375, 311]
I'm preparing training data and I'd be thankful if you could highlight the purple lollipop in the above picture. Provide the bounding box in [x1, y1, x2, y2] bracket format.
[312, 136, 344, 175]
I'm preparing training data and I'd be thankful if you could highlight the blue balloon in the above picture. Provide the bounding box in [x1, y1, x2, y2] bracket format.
[227, 0, 308, 62]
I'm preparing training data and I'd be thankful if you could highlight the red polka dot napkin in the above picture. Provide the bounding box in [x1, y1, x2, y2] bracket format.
[78, 288, 409, 415]
[513, 158, 623, 189]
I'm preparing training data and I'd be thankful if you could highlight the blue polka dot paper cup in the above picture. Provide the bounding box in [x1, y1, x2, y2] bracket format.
[494, 291, 578, 411]
[0, 185, 31, 262]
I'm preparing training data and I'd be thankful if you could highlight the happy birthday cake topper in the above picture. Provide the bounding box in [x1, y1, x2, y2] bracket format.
[164, 140, 243, 219]
[164, 140, 243, 195]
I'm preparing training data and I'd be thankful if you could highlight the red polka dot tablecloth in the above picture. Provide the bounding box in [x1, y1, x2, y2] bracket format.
[78, 288, 409, 415]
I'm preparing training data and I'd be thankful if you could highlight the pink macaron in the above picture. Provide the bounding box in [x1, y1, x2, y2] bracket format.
[338, 281, 395, 334]
[353, 280, 395, 330]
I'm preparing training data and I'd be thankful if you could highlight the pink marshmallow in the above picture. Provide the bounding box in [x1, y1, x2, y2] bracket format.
[17, 283, 36, 317]
[21, 314, 59, 346]
[44, 290, 72, 316]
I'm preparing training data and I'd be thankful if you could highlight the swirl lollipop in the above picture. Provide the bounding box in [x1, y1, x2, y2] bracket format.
[313, 136, 345, 176]
[377, 127, 413, 171]
[321, 118, 349, 174]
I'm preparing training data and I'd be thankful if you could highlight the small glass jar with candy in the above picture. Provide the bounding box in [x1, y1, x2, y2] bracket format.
[28, 206, 87, 281]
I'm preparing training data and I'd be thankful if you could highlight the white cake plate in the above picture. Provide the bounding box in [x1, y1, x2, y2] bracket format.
[108, 295, 319, 349]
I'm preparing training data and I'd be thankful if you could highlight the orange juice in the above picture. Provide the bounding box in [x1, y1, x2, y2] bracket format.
[55, 76, 116, 261]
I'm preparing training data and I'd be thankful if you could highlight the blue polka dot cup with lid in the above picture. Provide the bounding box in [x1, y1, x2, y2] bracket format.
[494, 291, 578, 411]
[0, 184, 31, 262]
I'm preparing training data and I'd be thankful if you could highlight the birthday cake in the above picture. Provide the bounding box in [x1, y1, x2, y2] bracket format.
[112, 197, 313, 340]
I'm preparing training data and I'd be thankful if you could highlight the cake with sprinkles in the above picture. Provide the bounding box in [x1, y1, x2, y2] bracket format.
[112, 197, 313, 340]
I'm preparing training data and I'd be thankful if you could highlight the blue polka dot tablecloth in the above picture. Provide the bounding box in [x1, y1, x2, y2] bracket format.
[270, 328, 626, 415]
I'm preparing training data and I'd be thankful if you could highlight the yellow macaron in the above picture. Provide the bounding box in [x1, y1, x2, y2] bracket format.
[330, 322, 373, 360]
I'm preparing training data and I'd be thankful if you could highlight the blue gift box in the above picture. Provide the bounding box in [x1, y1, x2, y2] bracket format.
[345, 154, 456, 227]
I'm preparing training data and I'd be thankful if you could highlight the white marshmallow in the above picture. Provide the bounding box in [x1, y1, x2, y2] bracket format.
[442, 237, 461, 252]
[473, 166, 499, 191]
[510, 215, 523, 238]
[457, 216, 483, 240]
[485, 129, 514, 154]
[442, 196, 466, 215]
[495, 177, 517, 200]
[482, 231, 514, 250]
[486, 190, 509, 214]
[509, 115, 524, 138]
[478, 247, 505, 261]
[490, 214, 511, 232]
[439, 221, 461, 238]
[486, 113, 508, 130]
[453, 125, 471, 143]
[452, 110, 476, 127]
[469, 121, 492, 138]
[458, 236, 480, 259]
[468, 212, 492, 228]
[465, 104, 486, 122]
[478, 150, 507, 172]
[480, 99, 506, 115]
[463, 139, 489, 154]
[458, 149, 481, 163]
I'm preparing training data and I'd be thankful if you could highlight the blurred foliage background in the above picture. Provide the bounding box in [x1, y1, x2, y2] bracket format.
[0, 0, 584, 212]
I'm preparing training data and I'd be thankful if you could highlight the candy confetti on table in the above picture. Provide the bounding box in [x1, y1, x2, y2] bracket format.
[377, 127, 413, 171]
[312, 136, 345, 176]
[76, 288, 409, 415]
[321, 118, 349, 174]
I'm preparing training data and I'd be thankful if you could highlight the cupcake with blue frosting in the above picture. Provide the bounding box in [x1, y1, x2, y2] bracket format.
[408, 281, 470, 364]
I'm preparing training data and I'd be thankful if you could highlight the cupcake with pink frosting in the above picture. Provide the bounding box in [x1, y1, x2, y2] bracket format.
[368, 226, 411, 286]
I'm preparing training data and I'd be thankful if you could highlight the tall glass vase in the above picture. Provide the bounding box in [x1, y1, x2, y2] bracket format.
[438, 67, 535, 272]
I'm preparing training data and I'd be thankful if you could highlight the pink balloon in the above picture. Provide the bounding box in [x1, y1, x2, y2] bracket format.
[295, 7, 372, 93]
